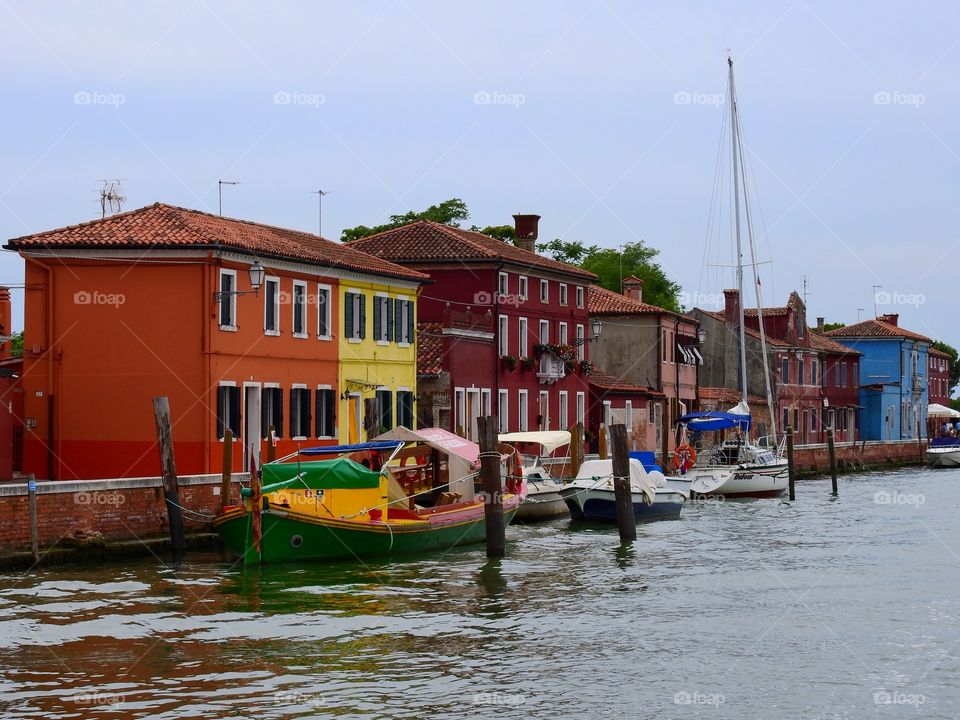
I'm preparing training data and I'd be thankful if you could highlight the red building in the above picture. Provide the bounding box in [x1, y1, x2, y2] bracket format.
[929, 346, 953, 406]
[348, 215, 596, 438]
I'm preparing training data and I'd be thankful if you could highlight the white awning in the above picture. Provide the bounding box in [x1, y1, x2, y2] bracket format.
[498, 430, 571, 454]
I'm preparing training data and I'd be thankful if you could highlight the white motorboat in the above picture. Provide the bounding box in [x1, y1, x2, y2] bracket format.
[560, 459, 687, 522]
[925, 439, 960, 468]
[499, 431, 572, 520]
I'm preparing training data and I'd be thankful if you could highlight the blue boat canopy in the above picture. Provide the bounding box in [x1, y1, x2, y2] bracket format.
[677, 411, 752, 432]
[298, 441, 401, 456]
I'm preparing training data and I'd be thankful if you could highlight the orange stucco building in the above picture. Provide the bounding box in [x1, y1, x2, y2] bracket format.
[5, 203, 426, 480]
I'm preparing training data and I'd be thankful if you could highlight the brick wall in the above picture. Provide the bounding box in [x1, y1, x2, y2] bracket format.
[793, 439, 926, 475]
[0, 474, 248, 553]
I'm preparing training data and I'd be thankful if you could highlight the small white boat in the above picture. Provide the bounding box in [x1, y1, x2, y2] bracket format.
[499, 431, 572, 521]
[682, 434, 789, 498]
[560, 459, 687, 522]
[926, 439, 960, 468]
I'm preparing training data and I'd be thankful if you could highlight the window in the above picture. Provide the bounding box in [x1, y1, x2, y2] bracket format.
[518, 390, 529, 431]
[782, 358, 790, 384]
[498, 272, 509, 297]
[499, 315, 509, 356]
[518, 276, 528, 300]
[290, 386, 311, 439]
[397, 390, 414, 429]
[810, 410, 818, 432]
[576, 324, 585, 360]
[539, 391, 550, 430]
[783, 408, 790, 430]
[559, 283, 568, 306]
[481, 389, 492, 419]
[576, 391, 585, 424]
[264, 277, 280, 334]
[454, 388, 465, 435]
[317, 284, 332, 338]
[835, 362, 841, 386]
[262, 385, 283, 438]
[625, 400, 633, 430]
[811, 360, 818, 386]
[345, 291, 366, 340]
[218, 270, 237, 329]
[315, 386, 336, 438]
[217, 383, 240, 439]
[841, 363, 848, 387]
[519, 317, 528, 357]
[798, 359, 805, 386]
[292, 281, 308, 337]
[558, 391, 568, 430]
[375, 389, 393, 431]
[540, 279, 549, 303]
[539, 319, 549, 344]
[558, 322, 568, 346]
[498, 390, 509, 432]
[575, 286, 584, 309]
[395, 299, 414, 344]
[602, 401, 612, 428]
[373, 294, 392, 343]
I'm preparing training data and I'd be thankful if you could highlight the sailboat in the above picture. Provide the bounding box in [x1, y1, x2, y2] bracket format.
[681, 57, 789, 498]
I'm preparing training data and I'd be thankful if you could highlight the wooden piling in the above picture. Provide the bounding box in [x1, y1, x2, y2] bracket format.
[598, 424, 608, 459]
[569, 422, 584, 477]
[153, 396, 185, 555]
[786, 423, 796, 501]
[27, 474, 39, 564]
[827, 425, 838, 496]
[609, 423, 637, 542]
[478, 416, 505, 558]
[661, 401, 670, 470]
[219, 429, 233, 512]
[364, 398, 379, 439]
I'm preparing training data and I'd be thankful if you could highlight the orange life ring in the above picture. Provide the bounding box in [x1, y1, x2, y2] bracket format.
[673, 444, 697, 470]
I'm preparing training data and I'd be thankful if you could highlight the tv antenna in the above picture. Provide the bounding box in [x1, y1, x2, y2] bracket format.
[219, 180, 240, 217]
[311, 189, 330, 237]
[802, 274, 812, 307]
[99, 180, 126, 218]
[871, 284, 882, 319]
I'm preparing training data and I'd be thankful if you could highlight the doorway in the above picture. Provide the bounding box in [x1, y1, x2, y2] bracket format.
[348, 394, 361, 443]
[243, 384, 261, 472]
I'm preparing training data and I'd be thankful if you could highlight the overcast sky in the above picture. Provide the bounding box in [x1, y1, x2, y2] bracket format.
[1, 1, 957, 345]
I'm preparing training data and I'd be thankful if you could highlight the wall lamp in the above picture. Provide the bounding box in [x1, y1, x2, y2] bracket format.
[214, 260, 265, 302]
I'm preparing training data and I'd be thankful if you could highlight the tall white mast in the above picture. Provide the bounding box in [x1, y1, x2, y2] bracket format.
[729, 57, 748, 406]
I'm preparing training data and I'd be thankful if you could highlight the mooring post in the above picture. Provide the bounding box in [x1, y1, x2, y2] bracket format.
[27, 473, 39, 564]
[661, 402, 670, 470]
[478, 415, 505, 558]
[219, 429, 233, 512]
[598, 424, 608, 459]
[569, 422, 584, 477]
[153, 396, 185, 555]
[827, 425, 838, 496]
[786, 423, 796, 501]
[610, 423, 637, 542]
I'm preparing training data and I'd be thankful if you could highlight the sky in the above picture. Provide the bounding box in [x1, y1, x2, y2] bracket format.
[1, 1, 957, 347]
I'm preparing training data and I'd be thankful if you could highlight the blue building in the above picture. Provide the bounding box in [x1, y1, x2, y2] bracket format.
[825, 314, 931, 441]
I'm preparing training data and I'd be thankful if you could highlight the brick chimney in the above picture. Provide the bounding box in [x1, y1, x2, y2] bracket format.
[723, 288, 740, 325]
[878, 313, 899, 327]
[0, 287, 11, 361]
[816, 316, 824, 333]
[512, 214, 540, 253]
[622, 275, 644, 302]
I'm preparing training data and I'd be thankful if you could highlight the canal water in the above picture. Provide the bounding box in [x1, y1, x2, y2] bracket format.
[1, 467, 958, 719]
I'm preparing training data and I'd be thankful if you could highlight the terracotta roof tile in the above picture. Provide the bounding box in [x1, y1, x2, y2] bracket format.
[824, 319, 932, 343]
[929, 346, 951, 358]
[699, 387, 766, 406]
[808, 332, 861, 355]
[346, 220, 596, 280]
[416, 322, 443, 375]
[699, 310, 790, 347]
[588, 284, 679, 317]
[5, 203, 429, 283]
[589, 371, 664, 396]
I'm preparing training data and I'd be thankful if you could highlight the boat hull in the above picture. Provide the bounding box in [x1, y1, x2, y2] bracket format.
[688, 463, 788, 498]
[515, 484, 569, 520]
[925, 448, 960, 468]
[560, 487, 684, 523]
[214, 503, 520, 564]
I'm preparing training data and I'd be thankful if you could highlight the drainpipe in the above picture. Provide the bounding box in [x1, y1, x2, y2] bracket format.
[493, 263, 503, 432]
[203, 251, 213, 472]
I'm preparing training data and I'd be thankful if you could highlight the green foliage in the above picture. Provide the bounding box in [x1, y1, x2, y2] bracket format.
[933, 340, 960, 390]
[341, 198, 470, 242]
[473, 224, 514, 242]
[821, 322, 846, 332]
[539, 239, 681, 313]
[10, 331, 22, 357]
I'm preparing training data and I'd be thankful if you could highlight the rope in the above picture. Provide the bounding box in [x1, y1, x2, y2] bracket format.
[164, 497, 217, 521]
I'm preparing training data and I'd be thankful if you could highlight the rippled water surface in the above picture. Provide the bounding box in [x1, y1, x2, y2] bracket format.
[1, 467, 959, 719]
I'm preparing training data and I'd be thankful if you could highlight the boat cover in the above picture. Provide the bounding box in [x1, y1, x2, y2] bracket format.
[257, 458, 381, 494]
[676, 411, 752, 432]
[299, 441, 401, 456]
[497, 430, 571, 454]
[374, 426, 482, 500]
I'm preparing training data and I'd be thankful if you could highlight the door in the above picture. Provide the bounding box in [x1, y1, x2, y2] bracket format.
[466, 389, 481, 440]
[243, 385, 261, 472]
[348, 395, 360, 444]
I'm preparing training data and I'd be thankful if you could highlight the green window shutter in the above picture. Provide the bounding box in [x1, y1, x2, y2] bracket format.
[344, 293, 354, 338]
[359, 294, 367, 339]
[387, 298, 395, 342]
[395, 299, 403, 342]
[407, 301, 414, 344]
[373, 296, 382, 340]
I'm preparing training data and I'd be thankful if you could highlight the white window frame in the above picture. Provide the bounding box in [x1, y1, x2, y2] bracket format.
[518, 389, 529, 432]
[264, 276, 280, 335]
[346, 289, 363, 342]
[498, 389, 509, 433]
[292, 279, 308, 338]
[397, 296, 412, 347]
[217, 380, 239, 441]
[576, 324, 585, 360]
[558, 390, 568, 430]
[576, 285, 584, 309]
[498, 315, 509, 356]
[481, 388, 492, 416]
[576, 391, 585, 425]
[316, 383, 336, 439]
[290, 382, 310, 440]
[603, 400, 612, 428]
[540, 278, 549, 303]
[375, 291, 390, 345]
[317, 283, 332, 340]
[518, 276, 528, 300]
[625, 400, 633, 430]
[218, 269, 238, 331]
[539, 390, 550, 430]
[455, 387, 466, 436]
[498, 272, 509, 297]
[558, 321, 568, 346]
[539, 319, 549, 345]
[519, 317, 528, 357]
[559, 283, 568, 306]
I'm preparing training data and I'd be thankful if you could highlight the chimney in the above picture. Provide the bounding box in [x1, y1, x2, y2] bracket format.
[512, 214, 540, 253]
[878, 313, 899, 327]
[622, 275, 644, 302]
[0, 287, 10, 361]
[723, 288, 740, 325]
[816, 316, 824, 333]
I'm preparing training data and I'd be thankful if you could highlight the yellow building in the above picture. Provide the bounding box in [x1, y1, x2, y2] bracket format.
[337, 275, 425, 443]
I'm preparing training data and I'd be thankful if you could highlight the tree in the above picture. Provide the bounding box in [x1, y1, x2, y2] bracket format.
[473, 224, 514, 242]
[821, 322, 846, 332]
[539, 239, 682, 313]
[341, 198, 471, 242]
[933, 340, 960, 391]
[10, 330, 22, 357]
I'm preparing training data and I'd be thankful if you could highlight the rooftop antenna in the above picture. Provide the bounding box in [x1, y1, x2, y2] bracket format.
[802, 274, 812, 307]
[99, 180, 126, 218]
[871, 284, 882, 319]
[219, 180, 240, 217]
[857, 307, 865, 322]
[311, 189, 330, 237]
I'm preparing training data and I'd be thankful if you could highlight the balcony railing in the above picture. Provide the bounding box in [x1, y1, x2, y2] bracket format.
[443, 305, 494, 333]
[537, 355, 566, 384]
